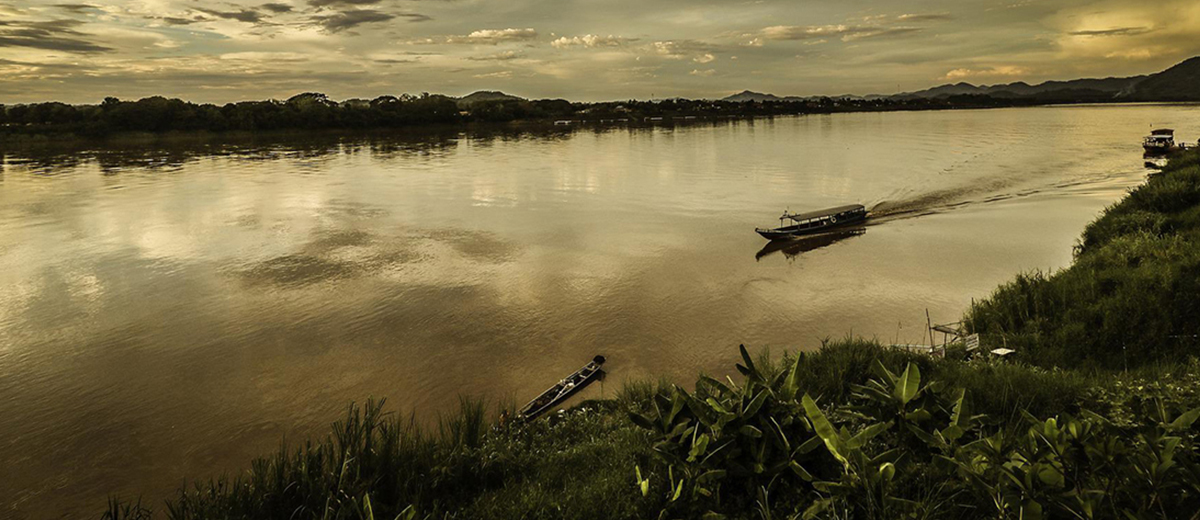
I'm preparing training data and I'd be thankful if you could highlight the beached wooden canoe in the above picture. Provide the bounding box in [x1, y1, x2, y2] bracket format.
[517, 355, 606, 421]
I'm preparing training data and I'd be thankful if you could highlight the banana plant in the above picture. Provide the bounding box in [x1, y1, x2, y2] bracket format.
[628, 345, 826, 513]
[800, 394, 913, 520]
[848, 360, 959, 453]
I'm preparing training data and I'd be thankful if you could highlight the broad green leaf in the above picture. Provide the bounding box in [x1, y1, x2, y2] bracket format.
[739, 424, 764, 438]
[628, 412, 656, 431]
[780, 354, 802, 401]
[849, 422, 891, 449]
[699, 375, 733, 396]
[871, 359, 897, 385]
[667, 387, 687, 425]
[802, 394, 847, 467]
[636, 466, 649, 497]
[1168, 408, 1200, 431]
[688, 433, 711, 462]
[894, 362, 920, 405]
[904, 409, 932, 422]
[744, 390, 769, 417]
[739, 344, 760, 380]
[949, 388, 968, 427]
[1021, 499, 1044, 520]
[790, 460, 814, 481]
[795, 434, 823, 455]
[802, 498, 833, 520]
[878, 462, 896, 482]
[706, 397, 729, 414]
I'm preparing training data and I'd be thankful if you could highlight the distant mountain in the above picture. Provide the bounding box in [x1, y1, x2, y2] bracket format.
[722, 90, 785, 102]
[1128, 57, 1200, 101]
[894, 76, 1144, 100]
[723, 56, 1200, 103]
[456, 91, 524, 106]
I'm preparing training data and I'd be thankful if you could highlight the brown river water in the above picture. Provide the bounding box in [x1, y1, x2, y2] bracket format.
[2, 104, 1199, 518]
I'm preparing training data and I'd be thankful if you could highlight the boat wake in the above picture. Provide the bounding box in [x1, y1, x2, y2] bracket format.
[864, 168, 1138, 225]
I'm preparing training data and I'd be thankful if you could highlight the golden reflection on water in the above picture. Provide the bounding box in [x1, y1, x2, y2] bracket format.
[3, 105, 1200, 517]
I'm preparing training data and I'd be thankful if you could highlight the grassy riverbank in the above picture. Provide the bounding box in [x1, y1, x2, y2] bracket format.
[103, 151, 1200, 520]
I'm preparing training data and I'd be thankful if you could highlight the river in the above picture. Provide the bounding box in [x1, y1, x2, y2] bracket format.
[2, 104, 1198, 518]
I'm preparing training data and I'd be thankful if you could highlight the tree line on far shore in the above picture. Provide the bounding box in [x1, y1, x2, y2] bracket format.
[0, 91, 1042, 138]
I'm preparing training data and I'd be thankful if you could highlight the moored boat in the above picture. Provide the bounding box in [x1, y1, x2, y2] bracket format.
[755, 204, 867, 240]
[517, 355, 606, 421]
[1143, 129, 1181, 154]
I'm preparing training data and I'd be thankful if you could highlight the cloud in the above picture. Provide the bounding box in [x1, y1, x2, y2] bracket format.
[466, 50, 523, 61]
[473, 70, 513, 79]
[312, 10, 401, 32]
[652, 40, 714, 59]
[693, 53, 715, 63]
[159, 16, 201, 25]
[0, 19, 111, 52]
[196, 8, 264, 24]
[308, 0, 382, 7]
[446, 28, 537, 44]
[689, 68, 715, 76]
[1068, 27, 1152, 37]
[762, 24, 922, 42]
[260, 3, 294, 13]
[53, 4, 98, 13]
[942, 65, 1031, 80]
[896, 13, 953, 22]
[551, 34, 634, 48]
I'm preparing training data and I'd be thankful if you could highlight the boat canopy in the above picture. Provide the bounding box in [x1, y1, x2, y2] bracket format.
[783, 204, 865, 222]
[1151, 129, 1175, 136]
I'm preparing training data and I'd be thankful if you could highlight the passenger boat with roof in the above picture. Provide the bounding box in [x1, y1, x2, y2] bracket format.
[755, 204, 867, 240]
[1144, 129, 1181, 154]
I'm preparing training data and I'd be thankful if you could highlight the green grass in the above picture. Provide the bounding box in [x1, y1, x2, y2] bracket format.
[966, 150, 1200, 369]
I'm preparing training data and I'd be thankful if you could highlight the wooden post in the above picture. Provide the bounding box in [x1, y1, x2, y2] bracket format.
[926, 309, 934, 349]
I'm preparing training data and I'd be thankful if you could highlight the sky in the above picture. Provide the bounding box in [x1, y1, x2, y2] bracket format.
[1, 0, 1200, 104]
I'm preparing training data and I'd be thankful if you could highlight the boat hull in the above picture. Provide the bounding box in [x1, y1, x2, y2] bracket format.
[517, 356, 606, 421]
[756, 212, 867, 241]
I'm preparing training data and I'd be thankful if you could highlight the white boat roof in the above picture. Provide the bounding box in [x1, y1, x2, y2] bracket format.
[785, 204, 865, 221]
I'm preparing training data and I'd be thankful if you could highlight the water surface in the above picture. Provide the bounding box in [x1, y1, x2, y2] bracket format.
[2, 104, 1198, 518]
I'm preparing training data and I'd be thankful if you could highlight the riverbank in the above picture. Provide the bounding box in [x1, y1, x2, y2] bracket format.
[0, 94, 1063, 145]
[97, 150, 1200, 519]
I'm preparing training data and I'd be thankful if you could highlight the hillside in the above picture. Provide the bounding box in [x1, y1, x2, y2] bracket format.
[725, 56, 1200, 103]
[456, 90, 525, 107]
[1128, 56, 1200, 100]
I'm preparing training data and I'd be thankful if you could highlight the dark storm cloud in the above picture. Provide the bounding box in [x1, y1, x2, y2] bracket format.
[197, 8, 265, 24]
[313, 9, 395, 32]
[260, 3, 293, 13]
[160, 16, 201, 25]
[53, 3, 97, 13]
[1068, 26, 1151, 37]
[0, 19, 111, 52]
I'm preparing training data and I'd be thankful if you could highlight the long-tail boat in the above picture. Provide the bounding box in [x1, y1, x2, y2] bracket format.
[755, 204, 867, 240]
[517, 355, 606, 421]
